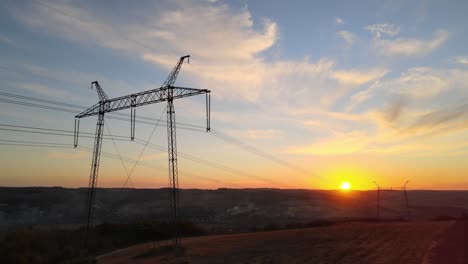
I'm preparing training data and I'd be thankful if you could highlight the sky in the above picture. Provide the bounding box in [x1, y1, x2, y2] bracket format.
[1, 0, 468, 190]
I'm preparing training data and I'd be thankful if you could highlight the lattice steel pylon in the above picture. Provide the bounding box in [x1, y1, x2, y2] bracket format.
[74, 55, 211, 249]
[403, 180, 410, 219]
[372, 180, 411, 220]
[373, 181, 381, 219]
[81, 81, 108, 248]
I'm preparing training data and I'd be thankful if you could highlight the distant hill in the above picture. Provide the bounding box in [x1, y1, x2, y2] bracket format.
[1, 187, 467, 232]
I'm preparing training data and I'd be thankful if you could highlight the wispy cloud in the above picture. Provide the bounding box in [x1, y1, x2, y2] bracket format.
[16, 82, 74, 99]
[375, 30, 449, 56]
[0, 33, 14, 45]
[404, 102, 468, 135]
[346, 82, 379, 112]
[8, 62, 146, 102]
[337, 30, 357, 46]
[455, 56, 468, 65]
[335, 17, 344, 25]
[347, 67, 454, 112]
[286, 130, 369, 155]
[332, 68, 387, 86]
[391, 68, 449, 98]
[379, 97, 408, 123]
[365, 23, 400, 38]
[365, 23, 448, 56]
[228, 129, 284, 140]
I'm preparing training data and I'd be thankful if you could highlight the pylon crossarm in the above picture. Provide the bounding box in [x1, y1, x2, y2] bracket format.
[75, 86, 210, 118]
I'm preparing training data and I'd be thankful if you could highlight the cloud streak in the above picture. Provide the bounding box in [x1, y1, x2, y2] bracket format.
[347, 67, 456, 112]
[365, 23, 400, 38]
[365, 23, 449, 56]
[332, 68, 387, 86]
[405, 102, 468, 134]
[337, 30, 357, 46]
[335, 17, 344, 25]
[455, 56, 468, 65]
[0, 33, 14, 45]
[375, 30, 449, 56]
[16, 82, 74, 99]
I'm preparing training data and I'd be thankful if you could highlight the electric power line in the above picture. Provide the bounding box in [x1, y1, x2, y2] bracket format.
[121, 109, 165, 188]
[0, 140, 241, 188]
[0, 123, 293, 188]
[104, 121, 135, 189]
[0, 92, 318, 184]
[133, 139, 293, 188]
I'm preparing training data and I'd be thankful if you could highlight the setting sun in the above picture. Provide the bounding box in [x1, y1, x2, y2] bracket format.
[340, 181, 351, 191]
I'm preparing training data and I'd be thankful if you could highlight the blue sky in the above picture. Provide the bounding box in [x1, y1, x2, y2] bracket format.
[1, 0, 468, 190]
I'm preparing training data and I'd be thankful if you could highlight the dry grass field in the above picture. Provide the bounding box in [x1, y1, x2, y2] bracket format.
[98, 221, 452, 264]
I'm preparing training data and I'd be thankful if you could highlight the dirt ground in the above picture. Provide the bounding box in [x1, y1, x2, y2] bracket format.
[98, 221, 451, 264]
[429, 220, 468, 264]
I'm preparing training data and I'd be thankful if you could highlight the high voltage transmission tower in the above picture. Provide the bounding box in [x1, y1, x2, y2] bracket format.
[373, 180, 411, 220]
[73, 55, 211, 248]
[403, 180, 410, 219]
